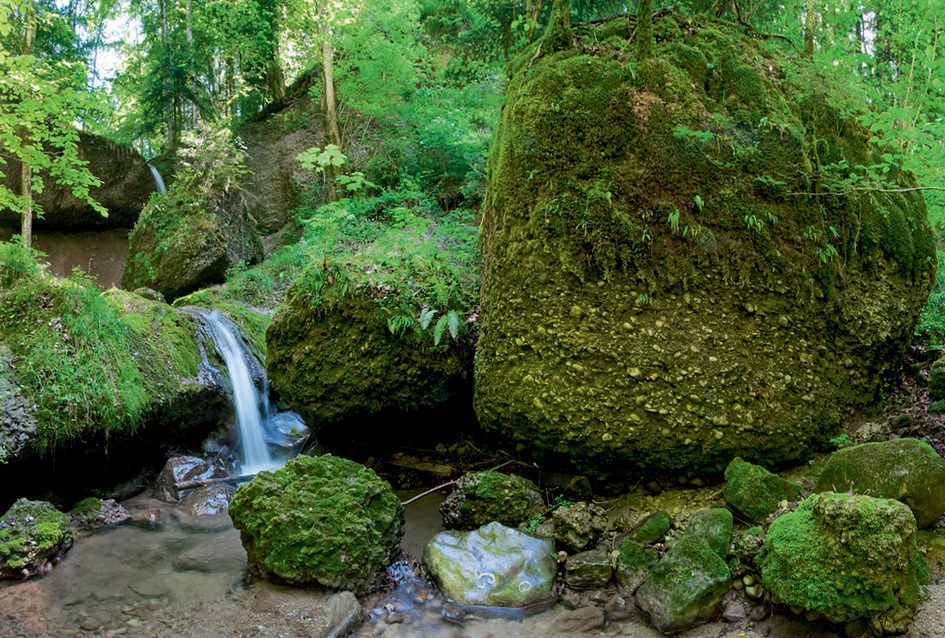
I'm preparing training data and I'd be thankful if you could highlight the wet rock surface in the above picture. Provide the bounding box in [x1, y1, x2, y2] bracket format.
[439, 470, 545, 530]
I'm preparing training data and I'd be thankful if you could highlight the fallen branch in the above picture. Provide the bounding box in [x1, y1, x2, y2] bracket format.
[400, 459, 516, 507]
[175, 473, 258, 490]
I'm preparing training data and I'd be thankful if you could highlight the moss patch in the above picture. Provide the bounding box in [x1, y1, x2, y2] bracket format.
[725, 457, 802, 522]
[0, 498, 73, 579]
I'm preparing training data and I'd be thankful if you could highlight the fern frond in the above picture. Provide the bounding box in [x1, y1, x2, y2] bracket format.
[447, 310, 460, 340]
[419, 307, 437, 329]
[433, 314, 448, 345]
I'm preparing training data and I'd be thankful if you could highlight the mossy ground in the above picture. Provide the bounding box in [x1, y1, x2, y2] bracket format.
[475, 13, 934, 477]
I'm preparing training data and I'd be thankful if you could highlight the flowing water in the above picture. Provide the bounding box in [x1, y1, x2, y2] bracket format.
[148, 164, 167, 194]
[199, 310, 285, 475]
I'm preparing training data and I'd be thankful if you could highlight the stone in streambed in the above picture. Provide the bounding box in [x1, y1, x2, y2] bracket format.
[564, 548, 613, 589]
[725, 457, 802, 522]
[423, 521, 556, 608]
[0, 499, 74, 579]
[553, 500, 608, 552]
[439, 470, 545, 530]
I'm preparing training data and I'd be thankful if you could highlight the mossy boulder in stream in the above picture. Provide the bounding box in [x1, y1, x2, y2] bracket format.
[475, 13, 934, 477]
[759, 492, 928, 633]
[725, 457, 802, 522]
[814, 437, 945, 528]
[0, 499, 73, 579]
[228, 454, 404, 591]
[439, 470, 545, 530]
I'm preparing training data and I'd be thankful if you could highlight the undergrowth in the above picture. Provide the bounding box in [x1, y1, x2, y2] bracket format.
[290, 187, 480, 346]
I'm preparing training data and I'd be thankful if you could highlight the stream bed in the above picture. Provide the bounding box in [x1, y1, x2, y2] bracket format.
[4, 486, 941, 638]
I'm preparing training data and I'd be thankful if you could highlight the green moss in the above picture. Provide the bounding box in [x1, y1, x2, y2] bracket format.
[683, 508, 733, 558]
[0, 499, 73, 578]
[440, 471, 545, 530]
[228, 454, 404, 590]
[71, 497, 102, 516]
[760, 492, 927, 627]
[475, 13, 933, 478]
[929, 357, 945, 400]
[616, 537, 658, 593]
[630, 510, 672, 544]
[725, 457, 802, 522]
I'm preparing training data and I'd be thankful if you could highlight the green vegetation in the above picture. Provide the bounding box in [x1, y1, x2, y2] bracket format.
[0, 498, 73, 578]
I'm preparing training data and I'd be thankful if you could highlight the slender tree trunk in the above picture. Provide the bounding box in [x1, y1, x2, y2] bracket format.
[266, 41, 287, 102]
[160, 0, 176, 150]
[637, 0, 653, 62]
[804, 0, 816, 58]
[19, 0, 36, 248]
[321, 30, 342, 201]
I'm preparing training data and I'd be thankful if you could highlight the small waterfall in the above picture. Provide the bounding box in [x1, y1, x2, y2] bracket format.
[199, 311, 281, 474]
[148, 163, 167, 194]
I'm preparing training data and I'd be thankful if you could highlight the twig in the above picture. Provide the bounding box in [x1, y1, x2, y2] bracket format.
[400, 459, 516, 506]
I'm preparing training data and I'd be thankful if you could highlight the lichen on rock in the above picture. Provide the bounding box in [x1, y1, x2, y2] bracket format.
[439, 470, 545, 530]
[474, 13, 934, 478]
[228, 454, 404, 591]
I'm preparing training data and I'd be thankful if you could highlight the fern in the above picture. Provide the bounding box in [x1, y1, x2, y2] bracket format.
[387, 313, 414, 336]
[447, 310, 460, 340]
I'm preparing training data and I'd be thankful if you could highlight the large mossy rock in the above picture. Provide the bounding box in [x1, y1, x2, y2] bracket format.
[0, 246, 228, 472]
[0, 132, 156, 230]
[635, 534, 731, 633]
[440, 470, 545, 530]
[228, 454, 404, 591]
[814, 437, 945, 528]
[474, 14, 934, 477]
[0, 499, 74, 579]
[264, 208, 478, 439]
[422, 521, 556, 607]
[725, 457, 802, 522]
[759, 492, 928, 633]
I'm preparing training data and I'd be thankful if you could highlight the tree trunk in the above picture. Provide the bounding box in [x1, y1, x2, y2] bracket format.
[321, 32, 342, 201]
[160, 0, 176, 150]
[266, 42, 287, 103]
[637, 0, 653, 62]
[804, 0, 816, 58]
[19, 0, 36, 248]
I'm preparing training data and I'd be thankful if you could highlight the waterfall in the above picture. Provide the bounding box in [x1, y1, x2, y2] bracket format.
[148, 163, 167, 194]
[199, 311, 279, 474]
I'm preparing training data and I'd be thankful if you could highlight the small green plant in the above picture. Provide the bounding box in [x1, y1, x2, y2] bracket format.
[828, 433, 852, 449]
[744, 213, 764, 234]
[693, 194, 705, 212]
[667, 207, 681, 234]
[523, 494, 572, 533]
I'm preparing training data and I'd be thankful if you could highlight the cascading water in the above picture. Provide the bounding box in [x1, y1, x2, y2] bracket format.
[148, 163, 167, 194]
[199, 310, 308, 474]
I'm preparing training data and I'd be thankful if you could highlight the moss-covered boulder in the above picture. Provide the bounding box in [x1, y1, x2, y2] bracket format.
[0, 243, 227, 469]
[814, 437, 945, 528]
[228, 454, 404, 591]
[265, 204, 478, 438]
[0, 499, 74, 579]
[635, 534, 732, 633]
[725, 457, 802, 522]
[423, 521, 557, 607]
[629, 510, 672, 544]
[122, 125, 263, 301]
[0, 131, 156, 230]
[681, 508, 733, 558]
[475, 13, 934, 477]
[439, 470, 545, 530]
[759, 492, 928, 633]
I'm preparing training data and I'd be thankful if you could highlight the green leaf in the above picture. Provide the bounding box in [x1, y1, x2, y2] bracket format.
[419, 307, 436, 329]
[433, 314, 448, 345]
[447, 310, 460, 339]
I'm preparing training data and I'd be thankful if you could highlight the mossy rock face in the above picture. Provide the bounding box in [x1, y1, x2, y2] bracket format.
[439, 471, 545, 530]
[228, 454, 404, 591]
[475, 14, 934, 477]
[552, 500, 608, 552]
[564, 548, 613, 589]
[629, 510, 672, 544]
[759, 492, 928, 631]
[123, 185, 263, 301]
[681, 508, 733, 558]
[616, 538, 658, 594]
[266, 290, 472, 433]
[814, 437, 945, 528]
[0, 499, 74, 579]
[635, 534, 732, 633]
[725, 457, 802, 522]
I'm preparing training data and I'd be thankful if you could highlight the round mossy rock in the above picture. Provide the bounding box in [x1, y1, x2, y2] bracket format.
[929, 358, 945, 401]
[439, 470, 545, 530]
[0, 498, 74, 579]
[474, 13, 934, 477]
[759, 492, 928, 631]
[814, 437, 945, 528]
[228, 454, 404, 591]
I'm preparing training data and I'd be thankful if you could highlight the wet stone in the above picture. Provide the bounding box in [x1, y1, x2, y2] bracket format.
[564, 549, 613, 590]
[550, 606, 606, 633]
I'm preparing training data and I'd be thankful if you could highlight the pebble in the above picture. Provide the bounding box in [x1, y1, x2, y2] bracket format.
[80, 619, 100, 631]
[384, 612, 406, 624]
